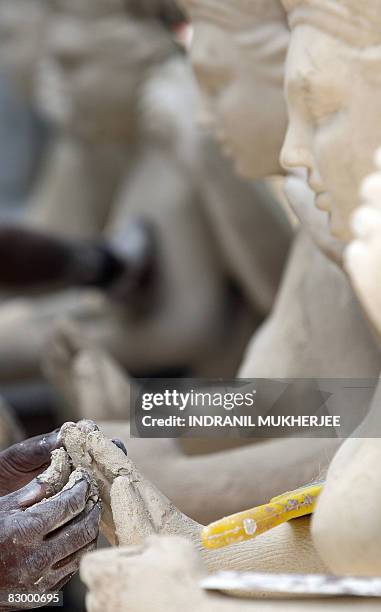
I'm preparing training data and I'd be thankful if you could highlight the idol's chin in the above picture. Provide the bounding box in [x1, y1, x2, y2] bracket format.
[329, 212, 351, 244]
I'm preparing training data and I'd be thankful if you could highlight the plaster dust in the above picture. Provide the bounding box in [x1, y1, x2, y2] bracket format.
[61, 422, 327, 600]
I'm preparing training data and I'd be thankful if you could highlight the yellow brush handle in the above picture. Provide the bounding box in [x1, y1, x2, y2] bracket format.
[201, 482, 324, 550]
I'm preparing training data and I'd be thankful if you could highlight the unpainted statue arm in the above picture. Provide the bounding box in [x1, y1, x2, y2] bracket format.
[107, 427, 339, 525]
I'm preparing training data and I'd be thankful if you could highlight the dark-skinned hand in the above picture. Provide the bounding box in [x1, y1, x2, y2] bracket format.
[0, 222, 156, 309]
[0, 431, 103, 610]
[0, 428, 126, 610]
[0, 470, 101, 610]
[0, 430, 62, 498]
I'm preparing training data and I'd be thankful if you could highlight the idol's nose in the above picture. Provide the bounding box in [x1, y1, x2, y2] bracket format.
[280, 120, 314, 176]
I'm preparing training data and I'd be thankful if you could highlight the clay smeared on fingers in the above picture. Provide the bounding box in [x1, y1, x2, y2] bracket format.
[36, 448, 72, 495]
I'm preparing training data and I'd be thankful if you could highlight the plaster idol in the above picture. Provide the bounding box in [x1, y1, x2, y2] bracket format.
[281, 0, 381, 243]
[0, 8, 290, 389]
[178, 0, 289, 179]
[0, 0, 48, 98]
[176, 0, 380, 380]
[280, 0, 381, 577]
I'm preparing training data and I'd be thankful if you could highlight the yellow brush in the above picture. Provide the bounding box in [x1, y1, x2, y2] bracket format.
[202, 481, 324, 550]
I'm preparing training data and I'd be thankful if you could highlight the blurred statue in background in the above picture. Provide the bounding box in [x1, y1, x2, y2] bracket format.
[0, 3, 291, 398]
[30, 0, 340, 526]
[0, 0, 117, 235]
[28, 8, 169, 237]
[0, 0, 49, 212]
[0, 0, 48, 99]
[0, 7, 181, 390]
[179, 0, 289, 179]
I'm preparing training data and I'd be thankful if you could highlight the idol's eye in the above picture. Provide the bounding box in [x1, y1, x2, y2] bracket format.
[306, 99, 341, 126]
[304, 85, 344, 126]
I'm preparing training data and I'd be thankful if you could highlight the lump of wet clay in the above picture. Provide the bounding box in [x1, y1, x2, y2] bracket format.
[16, 444, 96, 522]
[36, 447, 99, 516]
[36, 447, 72, 496]
[59, 420, 185, 546]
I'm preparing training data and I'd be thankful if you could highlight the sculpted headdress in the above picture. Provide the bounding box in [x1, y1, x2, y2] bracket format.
[281, 0, 381, 47]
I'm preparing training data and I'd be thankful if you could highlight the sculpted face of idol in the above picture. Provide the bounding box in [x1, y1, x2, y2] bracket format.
[281, 24, 381, 242]
[179, 1, 289, 178]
